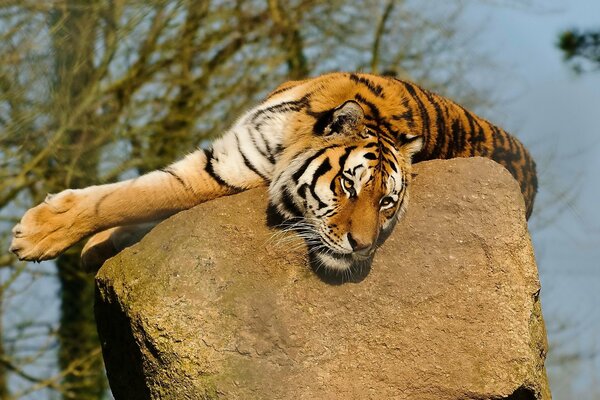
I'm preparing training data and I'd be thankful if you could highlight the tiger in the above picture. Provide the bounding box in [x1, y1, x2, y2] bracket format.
[9, 72, 537, 274]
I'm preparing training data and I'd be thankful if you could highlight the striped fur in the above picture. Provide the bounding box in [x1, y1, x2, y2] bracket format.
[10, 73, 537, 274]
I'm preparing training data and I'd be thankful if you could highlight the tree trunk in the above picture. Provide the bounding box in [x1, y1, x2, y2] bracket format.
[49, 1, 107, 398]
[56, 253, 106, 399]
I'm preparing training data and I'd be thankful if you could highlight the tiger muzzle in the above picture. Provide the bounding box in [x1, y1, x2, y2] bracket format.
[347, 233, 376, 259]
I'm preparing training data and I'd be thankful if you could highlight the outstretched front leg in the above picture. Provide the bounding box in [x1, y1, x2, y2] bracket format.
[10, 84, 309, 262]
[10, 147, 264, 262]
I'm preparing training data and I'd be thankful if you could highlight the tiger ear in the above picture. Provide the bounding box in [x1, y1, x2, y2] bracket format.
[398, 135, 424, 159]
[323, 100, 365, 136]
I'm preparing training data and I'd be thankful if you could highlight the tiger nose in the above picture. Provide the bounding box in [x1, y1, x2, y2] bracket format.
[347, 233, 373, 254]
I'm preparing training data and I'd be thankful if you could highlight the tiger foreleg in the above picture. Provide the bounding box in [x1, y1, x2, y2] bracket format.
[10, 148, 262, 262]
[80, 223, 158, 272]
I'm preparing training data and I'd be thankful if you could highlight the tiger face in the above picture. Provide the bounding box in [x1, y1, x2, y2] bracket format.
[268, 100, 423, 275]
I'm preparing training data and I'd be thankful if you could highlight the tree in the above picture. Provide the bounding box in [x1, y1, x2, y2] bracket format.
[558, 28, 600, 73]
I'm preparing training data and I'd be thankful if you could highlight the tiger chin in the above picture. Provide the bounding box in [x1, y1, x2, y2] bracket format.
[267, 201, 401, 283]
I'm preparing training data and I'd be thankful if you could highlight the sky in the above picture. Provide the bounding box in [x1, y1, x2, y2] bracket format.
[461, 0, 600, 396]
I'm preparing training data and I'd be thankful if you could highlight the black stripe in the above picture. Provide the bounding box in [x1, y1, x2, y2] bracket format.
[495, 124, 506, 146]
[203, 148, 242, 191]
[422, 91, 446, 159]
[393, 97, 416, 130]
[338, 146, 356, 170]
[329, 175, 338, 193]
[236, 136, 271, 182]
[268, 84, 296, 98]
[397, 133, 421, 145]
[291, 147, 333, 183]
[489, 123, 502, 158]
[281, 188, 303, 217]
[354, 93, 382, 121]
[509, 134, 522, 160]
[377, 139, 399, 177]
[391, 109, 415, 131]
[251, 94, 310, 123]
[468, 112, 487, 157]
[378, 118, 397, 137]
[249, 126, 276, 163]
[160, 167, 188, 190]
[397, 193, 406, 213]
[387, 159, 398, 173]
[458, 108, 477, 156]
[309, 107, 335, 136]
[379, 134, 397, 148]
[449, 118, 463, 158]
[349, 73, 385, 98]
[298, 183, 308, 199]
[317, 207, 337, 218]
[379, 144, 394, 156]
[365, 122, 380, 131]
[95, 192, 112, 215]
[402, 82, 430, 162]
[331, 146, 357, 192]
[309, 158, 332, 209]
[396, 169, 407, 209]
[266, 201, 287, 227]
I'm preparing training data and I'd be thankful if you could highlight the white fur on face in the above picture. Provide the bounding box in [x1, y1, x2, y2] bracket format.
[269, 139, 410, 272]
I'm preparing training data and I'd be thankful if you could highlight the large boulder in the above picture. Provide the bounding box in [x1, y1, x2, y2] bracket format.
[95, 157, 551, 399]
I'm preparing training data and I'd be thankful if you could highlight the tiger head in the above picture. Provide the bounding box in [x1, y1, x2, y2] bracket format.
[268, 100, 423, 278]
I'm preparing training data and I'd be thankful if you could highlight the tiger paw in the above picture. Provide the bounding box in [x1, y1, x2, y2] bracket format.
[9, 190, 89, 261]
[81, 223, 154, 272]
[81, 227, 121, 272]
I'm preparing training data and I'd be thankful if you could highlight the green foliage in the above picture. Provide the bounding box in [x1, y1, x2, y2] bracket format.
[558, 28, 600, 73]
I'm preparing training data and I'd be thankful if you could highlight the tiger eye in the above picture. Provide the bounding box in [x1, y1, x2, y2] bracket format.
[380, 196, 395, 208]
[342, 177, 353, 190]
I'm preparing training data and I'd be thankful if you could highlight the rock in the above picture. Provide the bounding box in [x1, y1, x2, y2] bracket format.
[95, 157, 551, 400]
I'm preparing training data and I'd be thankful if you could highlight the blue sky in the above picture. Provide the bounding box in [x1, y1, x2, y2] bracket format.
[461, 0, 600, 395]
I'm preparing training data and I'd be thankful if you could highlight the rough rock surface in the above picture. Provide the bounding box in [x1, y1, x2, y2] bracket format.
[95, 157, 551, 400]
